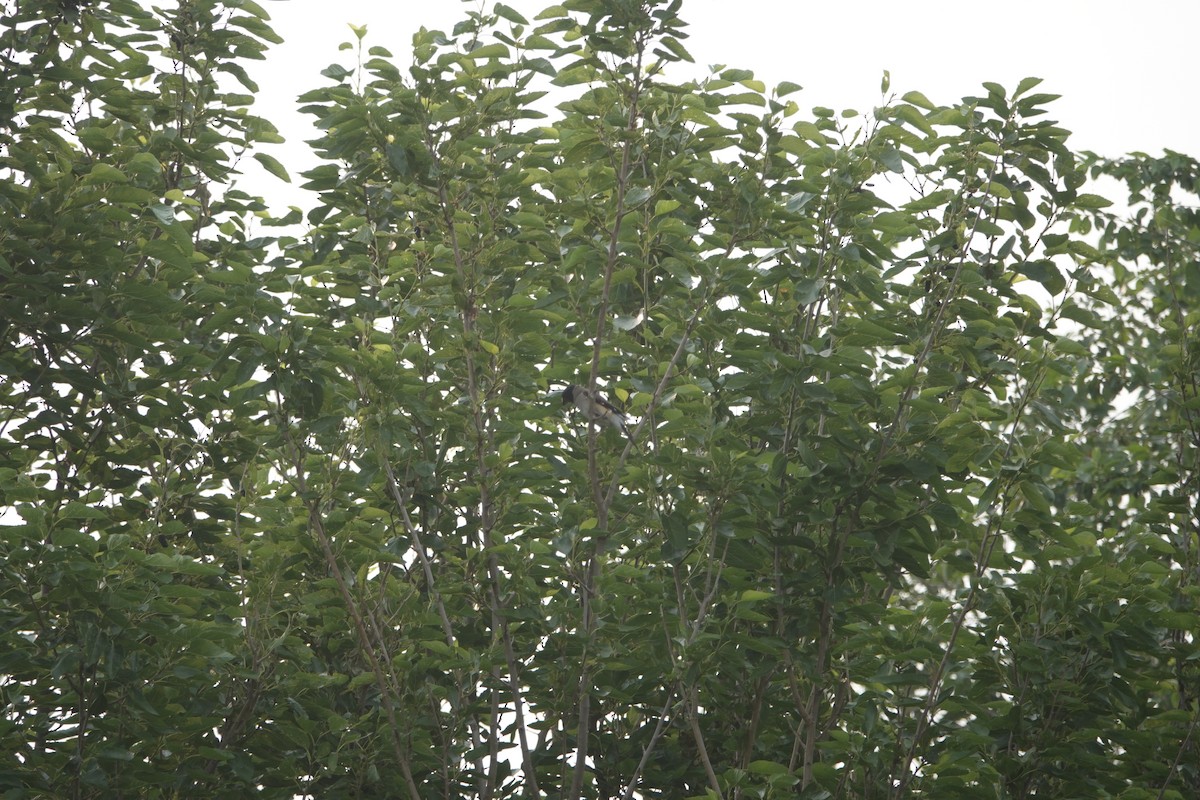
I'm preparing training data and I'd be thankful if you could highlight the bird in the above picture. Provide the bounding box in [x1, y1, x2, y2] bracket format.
[562, 384, 634, 441]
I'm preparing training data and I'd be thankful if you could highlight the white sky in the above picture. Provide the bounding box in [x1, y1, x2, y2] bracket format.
[250, 0, 1197, 197]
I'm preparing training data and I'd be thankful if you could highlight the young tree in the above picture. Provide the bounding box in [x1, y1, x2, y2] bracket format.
[1, 0, 288, 795]
[2, 1, 1195, 798]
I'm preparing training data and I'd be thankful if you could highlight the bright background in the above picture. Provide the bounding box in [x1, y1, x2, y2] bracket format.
[251, 0, 1197, 196]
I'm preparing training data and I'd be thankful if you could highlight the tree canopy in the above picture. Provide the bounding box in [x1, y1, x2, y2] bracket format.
[1, 1, 1197, 798]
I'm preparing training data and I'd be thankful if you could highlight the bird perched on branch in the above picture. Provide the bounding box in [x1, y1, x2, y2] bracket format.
[562, 384, 634, 441]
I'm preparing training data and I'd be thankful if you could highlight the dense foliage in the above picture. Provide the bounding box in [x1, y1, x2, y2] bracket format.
[1, 0, 1196, 798]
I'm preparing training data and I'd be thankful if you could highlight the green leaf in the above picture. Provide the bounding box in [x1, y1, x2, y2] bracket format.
[494, 2, 528, 24]
[624, 185, 652, 207]
[901, 90, 936, 110]
[653, 199, 681, 217]
[792, 277, 824, 304]
[875, 146, 904, 174]
[1016, 260, 1066, 295]
[385, 142, 410, 176]
[62, 501, 107, 519]
[321, 63, 352, 81]
[785, 191, 817, 212]
[253, 152, 291, 183]
[894, 104, 935, 136]
[658, 36, 693, 63]
[83, 163, 129, 184]
[125, 152, 163, 180]
[982, 81, 1007, 99]
[1014, 76, 1043, 98]
[793, 120, 826, 143]
[468, 42, 509, 59]
[1018, 481, 1051, 513]
[776, 80, 803, 97]
[747, 759, 790, 775]
[150, 204, 177, 225]
[1072, 193, 1112, 209]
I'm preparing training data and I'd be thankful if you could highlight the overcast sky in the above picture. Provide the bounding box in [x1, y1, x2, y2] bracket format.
[252, 0, 1197, 193]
